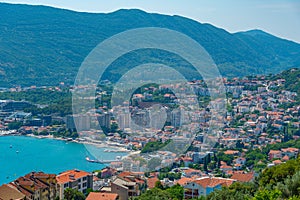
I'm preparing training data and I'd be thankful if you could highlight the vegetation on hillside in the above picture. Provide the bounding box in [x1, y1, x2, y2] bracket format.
[0, 3, 300, 87]
[137, 156, 300, 200]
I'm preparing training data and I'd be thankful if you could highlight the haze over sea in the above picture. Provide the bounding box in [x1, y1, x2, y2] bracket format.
[0, 136, 126, 184]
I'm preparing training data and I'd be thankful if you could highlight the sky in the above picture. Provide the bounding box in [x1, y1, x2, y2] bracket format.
[1, 0, 300, 43]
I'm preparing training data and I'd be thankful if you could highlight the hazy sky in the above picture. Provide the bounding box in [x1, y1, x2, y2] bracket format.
[1, 0, 300, 43]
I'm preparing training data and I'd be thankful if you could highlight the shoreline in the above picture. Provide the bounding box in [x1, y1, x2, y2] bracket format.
[0, 132, 132, 154]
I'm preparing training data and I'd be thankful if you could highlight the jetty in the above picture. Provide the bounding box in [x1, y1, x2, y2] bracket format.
[85, 156, 121, 164]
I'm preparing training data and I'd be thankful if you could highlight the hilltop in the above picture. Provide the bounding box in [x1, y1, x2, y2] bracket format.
[0, 3, 300, 87]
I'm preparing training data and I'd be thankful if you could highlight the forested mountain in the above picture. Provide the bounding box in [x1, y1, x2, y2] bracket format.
[0, 3, 299, 87]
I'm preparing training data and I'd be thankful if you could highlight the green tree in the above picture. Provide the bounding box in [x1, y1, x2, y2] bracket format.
[155, 181, 164, 190]
[63, 188, 85, 200]
[206, 187, 251, 200]
[166, 184, 184, 200]
[259, 158, 300, 187]
[64, 188, 73, 200]
[135, 188, 171, 200]
[8, 121, 23, 130]
[277, 170, 300, 198]
[253, 189, 281, 200]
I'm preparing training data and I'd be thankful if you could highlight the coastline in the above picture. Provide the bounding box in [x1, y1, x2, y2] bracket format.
[0, 131, 131, 153]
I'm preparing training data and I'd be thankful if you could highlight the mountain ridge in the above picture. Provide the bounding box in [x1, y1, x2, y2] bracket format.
[0, 3, 299, 87]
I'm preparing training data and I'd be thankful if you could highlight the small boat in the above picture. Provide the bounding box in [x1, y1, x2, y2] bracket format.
[116, 156, 121, 160]
[86, 156, 101, 163]
[9, 145, 12, 148]
[16, 150, 19, 154]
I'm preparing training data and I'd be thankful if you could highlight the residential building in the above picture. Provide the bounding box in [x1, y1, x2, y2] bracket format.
[111, 172, 146, 200]
[56, 169, 93, 199]
[11, 172, 57, 200]
[0, 184, 25, 200]
[184, 177, 235, 198]
[66, 115, 90, 131]
[268, 150, 282, 160]
[98, 112, 111, 129]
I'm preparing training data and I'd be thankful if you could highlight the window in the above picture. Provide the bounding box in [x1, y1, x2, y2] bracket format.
[83, 177, 87, 181]
[78, 178, 81, 183]
[64, 183, 69, 188]
[78, 184, 81, 189]
[83, 182, 87, 188]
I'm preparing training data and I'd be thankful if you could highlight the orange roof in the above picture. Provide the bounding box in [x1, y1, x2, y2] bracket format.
[281, 147, 298, 152]
[269, 150, 281, 154]
[193, 177, 235, 188]
[86, 192, 118, 200]
[56, 169, 90, 184]
[224, 150, 239, 155]
[182, 156, 193, 161]
[0, 184, 25, 200]
[282, 155, 290, 161]
[272, 160, 282, 165]
[147, 177, 159, 189]
[183, 168, 202, 174]
[231, 172, 254, 182]
[176, 177, 193, 186]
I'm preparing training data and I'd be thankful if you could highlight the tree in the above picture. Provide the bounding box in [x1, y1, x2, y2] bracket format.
[63, 188, 85, 200]
[155, 181, 164, 190]
[277, 170, 300, 198]
[207, 153, 211, 163]
[166, 184, 184, 200]
[135, 188, 171, 200]
[8, 121, 22, 130]
[110, 122, 119, 133]
[258, 158, 300, 187]
[236, 140, 244, 149]
[206, 187, 251, 200]
[64, 188, 73, 200]
[253, 189, 281, 200]
[203, 158, 208, 172]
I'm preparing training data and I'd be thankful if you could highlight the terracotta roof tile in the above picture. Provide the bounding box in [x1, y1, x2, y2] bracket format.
[56, 169, 90, 184]
[147, 177, 159, 189]
[86, 192, 118, 200]
[231, 172, 254, 182]
[193, 177, 235, 188]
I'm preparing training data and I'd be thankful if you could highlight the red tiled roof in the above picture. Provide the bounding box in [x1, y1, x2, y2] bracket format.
[0, 184, 25, 200]
[231, 172, 254, 182]
[269, 150, 281, 154]
[147, 177, 159, 189]
[193, 177, 235, 188]
[176, 177, 193, 186]
[56, 169, 90, 184]
[282, 155, 290, 161]
[86, 192, 118, 200]
[224, 150, 239, 155]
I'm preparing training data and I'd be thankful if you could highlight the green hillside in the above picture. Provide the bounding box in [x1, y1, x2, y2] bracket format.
[0, 3, 300, 87]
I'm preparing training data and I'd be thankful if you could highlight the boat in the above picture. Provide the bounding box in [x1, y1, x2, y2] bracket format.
[85, 156, 101, 163]
[9, 145, 12, 148]
[116, 156, 121, 160]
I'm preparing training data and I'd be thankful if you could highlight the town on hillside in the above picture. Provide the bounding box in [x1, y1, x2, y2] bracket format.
[0, 68, 300, 199]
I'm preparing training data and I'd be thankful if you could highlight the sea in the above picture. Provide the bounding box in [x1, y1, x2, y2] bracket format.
[0, 135, 127, 185]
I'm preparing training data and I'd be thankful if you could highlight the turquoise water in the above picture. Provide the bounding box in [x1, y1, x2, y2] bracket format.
[0, 136, 126, 185]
